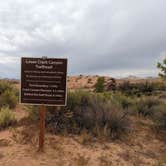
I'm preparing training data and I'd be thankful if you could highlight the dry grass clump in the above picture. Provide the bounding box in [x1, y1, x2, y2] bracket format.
[98, 154, 113, 166]
[74, 154, 90, 166]
[24, 105, 39, 121]
[0, 106, 16, 129]
[11, 126, 38, 146]
[130, 96, 166, 130]
[152, 104, 166, 130]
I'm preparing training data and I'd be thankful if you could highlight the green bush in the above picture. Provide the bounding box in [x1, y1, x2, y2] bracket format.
[157, 57, 166, 79]
[83, 99, 129, 139]
[0, 90, 18, 109]
[0, 81, 12, 94]
[0, 81, 18, 109]
[118, 81, 132, 94]
[46, 91, 130, 139]
[66, 90, 90, 111]
[110, 92, 133, 109]
[94, 77, 105, 93]
[117, 81, 166, 96]
[151, 104, 166, 130]
[132, 97, 160, 117]
[154, 81, 166, 91]
[0, 106, 16, 129]
[24, 105, 39, 121]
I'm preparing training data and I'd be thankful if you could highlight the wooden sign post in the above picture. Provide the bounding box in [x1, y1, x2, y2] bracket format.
[20, 57, 67, 152]
[39, 105, 46, 151]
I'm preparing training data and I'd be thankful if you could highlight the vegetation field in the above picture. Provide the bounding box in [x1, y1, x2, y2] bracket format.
[0, 78, 165, 166]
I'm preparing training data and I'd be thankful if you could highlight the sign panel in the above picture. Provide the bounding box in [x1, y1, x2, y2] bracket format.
[20, 57, 67, 106]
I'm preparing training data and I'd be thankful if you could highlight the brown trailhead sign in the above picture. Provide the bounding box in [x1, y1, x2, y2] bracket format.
[20, 57, 67, 106]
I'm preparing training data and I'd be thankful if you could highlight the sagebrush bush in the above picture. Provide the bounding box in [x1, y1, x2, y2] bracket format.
[0, 106, 16, 129]
[110, 92, 133, 109]
[0, 90, 18, 109]
[66, 90, 90, 111]
[132, 97, 160, 117]
[151, 104, 166, 130]
[24, 105, 39, 121]
[117, 81, 166, 96]
[154, 81, 166, 91]
[0, 81, 18, 109]
[45, 91, 130, 139]
[25, 91, 130, 139]
[0, 81, 12, 94]
[85, 100, 130, 139]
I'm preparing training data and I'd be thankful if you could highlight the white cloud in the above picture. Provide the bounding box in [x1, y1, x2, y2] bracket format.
[0, 0, 166, 78]
[0, 56, 19, 64]
[96, 68, 158, 78]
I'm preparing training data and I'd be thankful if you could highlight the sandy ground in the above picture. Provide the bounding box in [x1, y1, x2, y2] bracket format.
[0, 106, 166, 166]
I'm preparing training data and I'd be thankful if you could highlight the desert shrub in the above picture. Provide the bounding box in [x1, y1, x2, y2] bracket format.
[25, 105, 59, 122]
[151, 104, 166, 130]
[129, 96, 166, 130]
[157, 57, 166, 79]
[46, 91, 130, 139]
[0, 81, 18, 109]
[74, 154, 90, 166]
[25, 90, 130, 139]
[138, 82, 154, 95]
[0, 90, 18, 109]
[154, 81, 166, 91]
[94, 77, 105, 93]
[132, 97, 160, 117]
[0, 106, 16, 129]
[117, 81, 137, 96]
[45, 91, 93, 133]
[110, 92, 133, 109]
[117, 81, 166, 96]
[154, 112, 166, 130]
[66, 90, 90, 111]
[87, 100, 129, 139]
[25, 105, 39, 121]
[0, 81, 12, 94]
[78, 129, 93, 144]
[118, 81, 131, 92]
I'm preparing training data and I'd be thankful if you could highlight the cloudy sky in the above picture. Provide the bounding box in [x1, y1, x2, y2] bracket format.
[0, 0, 166, 78]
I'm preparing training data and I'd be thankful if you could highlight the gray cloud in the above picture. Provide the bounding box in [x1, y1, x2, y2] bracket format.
[0, 0, 166, 78]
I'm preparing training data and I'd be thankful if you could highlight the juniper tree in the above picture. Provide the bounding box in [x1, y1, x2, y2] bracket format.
[157, 58, 166, 80]
[95, 77, 105, 92]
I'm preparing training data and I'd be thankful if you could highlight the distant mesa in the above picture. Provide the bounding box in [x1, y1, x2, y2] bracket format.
[123, 75, 140, 80]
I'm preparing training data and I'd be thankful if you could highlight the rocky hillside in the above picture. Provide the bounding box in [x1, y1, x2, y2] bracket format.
[67, 75, 161, 90]
[67, 75, 116, 90]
